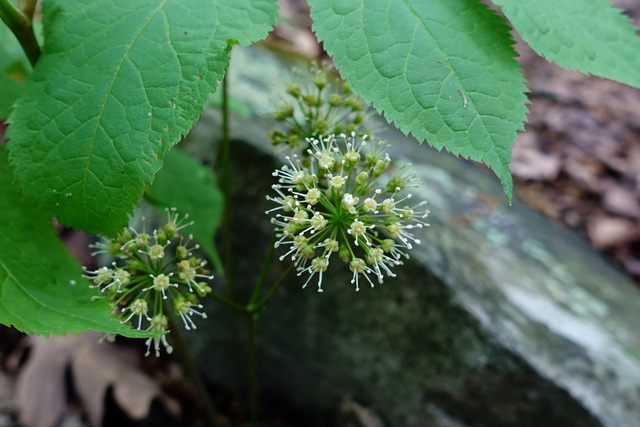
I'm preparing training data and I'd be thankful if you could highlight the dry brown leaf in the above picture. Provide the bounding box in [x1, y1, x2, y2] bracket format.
[71, 333, 180, 426]
[603, 185, 640, 219]
[563, 156, 606, 194]
[587, 217, 636, 249]
[337, 396, 386, 427]
[16, 335, 75, 427]
[511, 146, 562, 181]
[15, 333, 179, 427]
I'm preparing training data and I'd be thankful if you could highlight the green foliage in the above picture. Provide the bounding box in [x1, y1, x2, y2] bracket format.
[0, 145, 152, 337]
[145, 148, 223, 272]
[6, 0, 277, 235]
[0, 23, 30, 119]
[308, 0, 529, 200]
[2, 0, 640, 340]
[494, 0, 640, 88]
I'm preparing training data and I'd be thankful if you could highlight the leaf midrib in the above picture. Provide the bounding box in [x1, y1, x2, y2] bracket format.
[393, 0, 508, 166]
[81, 0, 169, 219]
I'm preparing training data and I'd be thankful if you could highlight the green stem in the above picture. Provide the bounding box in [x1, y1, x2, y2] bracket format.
[221, 71, 234, 296]
[208, 290, 248, 313]
[0, 0, 40, 67]
[244, 264, 292, 426]
[248, 236, 277, 306]
[21, 0, 36, 20]
[218, 64, 245, 401]
[252, 265, 293, 313]
[165, 304, 219, 427]
[246, 312, 259, 427]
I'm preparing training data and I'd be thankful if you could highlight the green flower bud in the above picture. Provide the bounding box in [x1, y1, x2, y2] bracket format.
[345, 97, 364, 111]
[356, 171, 369, 186]
[270, 131, 282, 146]
[126, 259, 146, 272]
[314, 119, 328, 134]
[302, 94, 317, 107]
[365, 151, 378, 167]
[381, 239, 395, 253]
[156, 228, 168, 245]
[117, 229, 132, 245]
[373, 158, 390, 177]
[176, 245, 189, 259]
[339, 245, 351, 263]
[287, 133, 301, 149]
[328, 93, 342, 107]
[314, 74, 327, 90]
[387, 175, 405, 192]
[197, 283, 212, 297]
[105, 241, 121, 256]
[286, 83, 301, 98]
[274, 104, 295, 121]
[301, 244, 315, 259]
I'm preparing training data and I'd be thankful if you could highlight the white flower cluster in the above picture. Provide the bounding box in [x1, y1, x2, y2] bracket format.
[267, 133, 429, 292]
[83, 208, 213, 356]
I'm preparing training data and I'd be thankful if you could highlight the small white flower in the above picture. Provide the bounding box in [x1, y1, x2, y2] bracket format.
[143, 273, 178, 300]
[310, 213, 328, 231]
[329, 174, 346, 190]
[341, 193, 359, 214]
[174, 297, 207, 331]
[83, 266, 112, 286]
[145, 315, 173, 357]
[306, 188, 322, 205]
[122, 299, 150, 330]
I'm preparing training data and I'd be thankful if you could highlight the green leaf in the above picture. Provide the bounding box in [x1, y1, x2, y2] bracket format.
[6, 0, 277, 235]
[493, 0, 640, 89]
[0, 145, 150, 337]
[145, 147, 223, 271]
[0, 23, 31, 119]
[308, 0, 528, 200]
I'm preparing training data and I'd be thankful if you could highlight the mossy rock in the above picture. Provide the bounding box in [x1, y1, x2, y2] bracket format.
[183, 46, 640, 427]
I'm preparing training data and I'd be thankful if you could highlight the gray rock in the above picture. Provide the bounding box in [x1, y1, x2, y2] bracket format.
[182, 46, 640, 427]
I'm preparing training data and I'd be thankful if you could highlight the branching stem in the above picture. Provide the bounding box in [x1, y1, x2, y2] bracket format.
[0, 0, 40, 67]
[165, 303, 219, 427]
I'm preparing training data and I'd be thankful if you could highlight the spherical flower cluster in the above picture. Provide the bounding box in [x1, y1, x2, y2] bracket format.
[271, 64, 371, 151]
[266, 133, 429, 292]
[83, 208, 212, 356]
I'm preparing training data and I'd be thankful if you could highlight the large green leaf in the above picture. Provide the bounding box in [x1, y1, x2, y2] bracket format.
[0, 145, 151, 337]
[308, 0, 528, 200]
[6, 0, 277, 235]
[493, 0, 640, 89]
[145, 147, 223, 272]
[0, 22, 31, 119]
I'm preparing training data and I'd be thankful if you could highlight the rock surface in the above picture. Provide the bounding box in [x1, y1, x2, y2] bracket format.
[184, 46, 640, 427]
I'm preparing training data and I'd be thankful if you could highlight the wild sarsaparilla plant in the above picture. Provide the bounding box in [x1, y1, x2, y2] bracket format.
[2, 0, 640, 424]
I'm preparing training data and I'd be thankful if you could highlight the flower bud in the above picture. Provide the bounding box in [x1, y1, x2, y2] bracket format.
[314, 74, 327, 90]
[274, 105, 295, 121]
[286, 83, 301, 98]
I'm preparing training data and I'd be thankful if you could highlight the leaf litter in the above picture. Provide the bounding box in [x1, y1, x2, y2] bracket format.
[15, 332, 179, 427]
